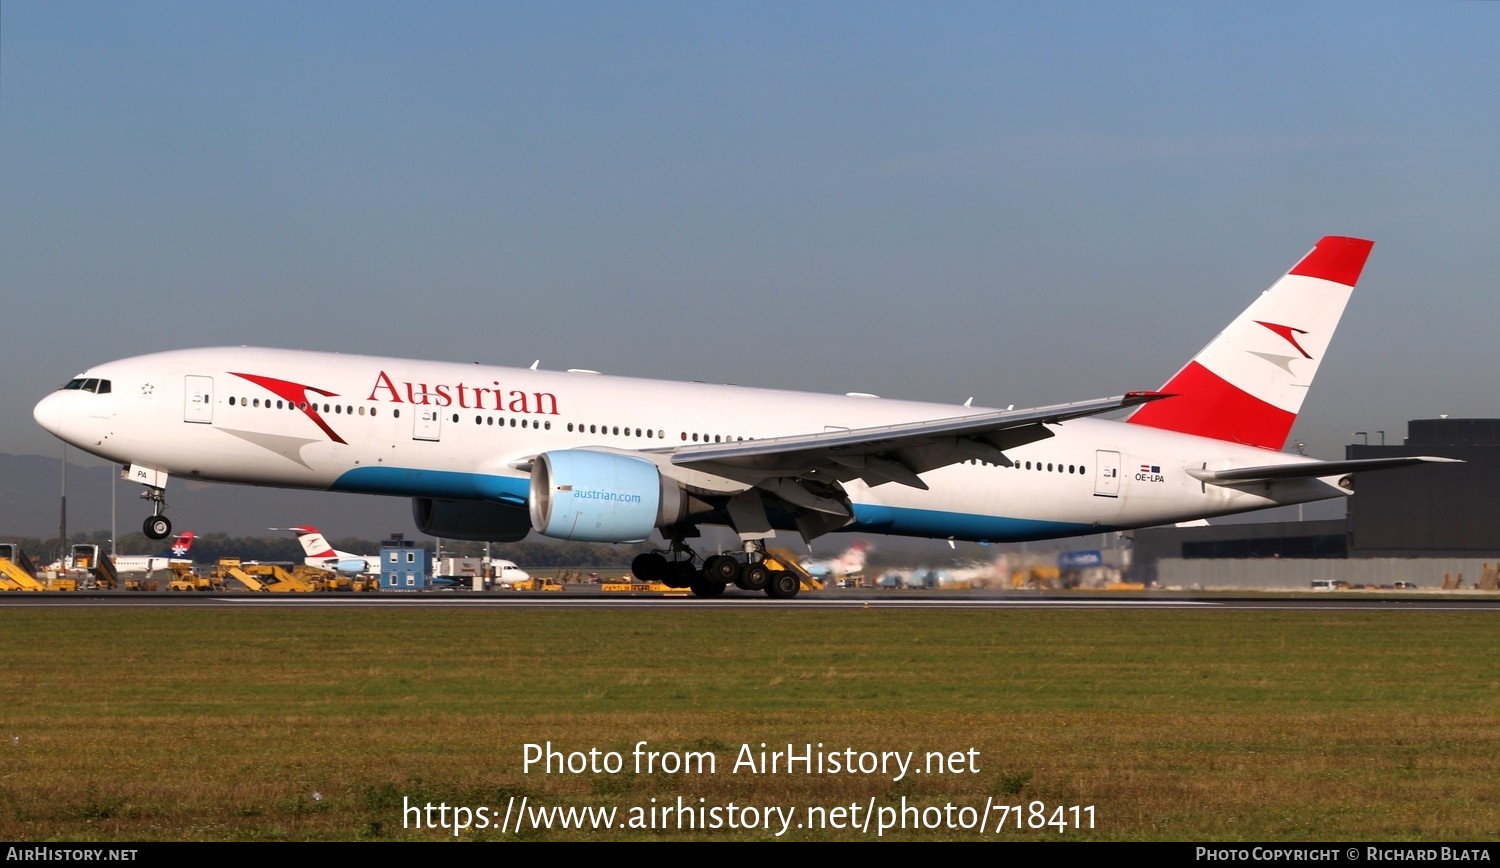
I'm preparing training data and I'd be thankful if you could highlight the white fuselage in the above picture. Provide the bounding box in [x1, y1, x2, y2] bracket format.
[111, 554, 189, 574]
[33, 347, 1345, 544]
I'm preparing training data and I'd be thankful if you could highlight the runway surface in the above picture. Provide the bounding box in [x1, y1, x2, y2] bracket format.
[4, 589, 1499, 611]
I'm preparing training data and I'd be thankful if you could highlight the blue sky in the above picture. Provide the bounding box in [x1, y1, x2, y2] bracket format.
[4, 1, 1498, 469]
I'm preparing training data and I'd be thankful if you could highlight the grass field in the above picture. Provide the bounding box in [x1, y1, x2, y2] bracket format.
[1, 606, 1496, 841]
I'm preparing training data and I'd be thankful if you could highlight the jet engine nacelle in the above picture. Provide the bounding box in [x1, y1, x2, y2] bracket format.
[325, 558, 373, 576]
[412, 497, 532, 542]
[529, 450, 687, 542]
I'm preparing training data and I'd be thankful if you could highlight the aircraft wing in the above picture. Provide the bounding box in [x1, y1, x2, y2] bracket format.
[1187, 456, 1463, 484]
[670, 391, 1170, 490]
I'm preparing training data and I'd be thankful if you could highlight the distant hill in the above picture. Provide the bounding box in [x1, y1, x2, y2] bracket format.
[0, 452, 414, 541]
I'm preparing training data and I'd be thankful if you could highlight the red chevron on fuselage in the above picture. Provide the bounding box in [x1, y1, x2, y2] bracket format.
[230, 372, 347, 444]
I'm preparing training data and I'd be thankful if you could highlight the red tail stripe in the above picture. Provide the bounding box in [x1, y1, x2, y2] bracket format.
[1288, 236, 1374, 287]
[1127, 361, 1295, 449]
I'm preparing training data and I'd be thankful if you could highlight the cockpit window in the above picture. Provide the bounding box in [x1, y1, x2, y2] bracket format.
[61, 378, 111, 394]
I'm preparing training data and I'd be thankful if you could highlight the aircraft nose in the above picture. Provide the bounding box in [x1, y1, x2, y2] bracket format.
[33, 391, 64, 437]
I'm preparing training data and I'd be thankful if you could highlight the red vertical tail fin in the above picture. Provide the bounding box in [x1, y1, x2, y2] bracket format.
[1127, 236, 1373, 449]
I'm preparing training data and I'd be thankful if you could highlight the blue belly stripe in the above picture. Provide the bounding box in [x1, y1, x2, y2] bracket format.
[333, 466, 1104, 542]
[333, 466, 529, 505]
[848, 504, 1100, 543]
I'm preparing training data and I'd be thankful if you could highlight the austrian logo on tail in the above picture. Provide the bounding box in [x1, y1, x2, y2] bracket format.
[285, 526, 336, 557]
[1254, 321, 1313, 359]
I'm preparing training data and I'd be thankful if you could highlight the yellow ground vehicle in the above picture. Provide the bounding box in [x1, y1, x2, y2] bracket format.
[601, 580, 679, 593]
[211, 558, 271, 592]
[239, 563, 317, 592]
[764, 549, 823, 592]
[1011, 565, 1062, 589]
[0, 544, 46, 591]
[166, 562, 222, 592]
[68, 544, 118, 590]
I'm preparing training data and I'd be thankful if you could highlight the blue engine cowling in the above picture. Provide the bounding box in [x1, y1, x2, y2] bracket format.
[529, 450, 687, 542]
[325, 557, 373, 576]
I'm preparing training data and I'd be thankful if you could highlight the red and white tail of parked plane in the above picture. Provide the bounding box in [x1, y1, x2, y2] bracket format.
[801, 542, 870, 583]
[34, 236, 1457, 598]
[273, 526, 379, 576]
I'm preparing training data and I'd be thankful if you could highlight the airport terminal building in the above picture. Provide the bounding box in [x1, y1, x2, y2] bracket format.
[1131, 418, 1500, 589]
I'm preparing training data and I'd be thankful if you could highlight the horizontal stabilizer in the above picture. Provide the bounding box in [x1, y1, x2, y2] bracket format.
[1187, 456, 1462, 484]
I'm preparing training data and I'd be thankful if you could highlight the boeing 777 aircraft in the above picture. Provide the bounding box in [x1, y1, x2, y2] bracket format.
[33, 237, 1453, 597]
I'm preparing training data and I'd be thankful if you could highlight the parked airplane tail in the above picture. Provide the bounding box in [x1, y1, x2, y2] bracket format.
[1127, 235, 1374, 450]
[166, 530, 195, 558]
[279, 526, 335, 558]
[272, 526, 378, 575]
[836, 542, 869, 574]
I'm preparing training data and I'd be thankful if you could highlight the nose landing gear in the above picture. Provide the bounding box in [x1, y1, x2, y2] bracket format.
[144, 514, 172, 540]
[140, 485, 171, 540]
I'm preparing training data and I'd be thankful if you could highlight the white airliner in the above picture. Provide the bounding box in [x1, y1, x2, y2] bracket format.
[273, 525, 379, 576]
[111, 530, 196, 574]
[799, 543, 870, 585]
[33, 237, 1454, 598]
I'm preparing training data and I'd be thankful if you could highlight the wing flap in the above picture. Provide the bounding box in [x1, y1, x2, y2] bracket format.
[1188, 455, 1462, 484]
[672, 391, 1168, 487]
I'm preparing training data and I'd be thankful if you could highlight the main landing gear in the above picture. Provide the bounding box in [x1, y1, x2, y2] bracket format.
[631, 537, 801, 599]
